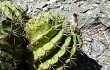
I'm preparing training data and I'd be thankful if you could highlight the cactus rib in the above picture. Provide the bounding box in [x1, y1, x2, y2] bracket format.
[27, 24, 62, 51]
[37, 36, 71, 70]
[33, 30, 64, 61]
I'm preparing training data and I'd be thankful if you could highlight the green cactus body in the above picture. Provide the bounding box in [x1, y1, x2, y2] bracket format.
[65, 33, 77, 64]
[31, 24, 62, 51]
[37, 36, 71, 70]
[24, 12, 83, 70]
[56, 67, 63, 70]
[26, 21, 62, 51]
[25, 12, 64, 51]
[54, 33, 77, 70]
[77, 35, 83, 48]
[33, 30, 64, 61]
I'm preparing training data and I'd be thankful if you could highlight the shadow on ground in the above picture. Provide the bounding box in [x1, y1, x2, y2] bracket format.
[71, 49, 102, 70]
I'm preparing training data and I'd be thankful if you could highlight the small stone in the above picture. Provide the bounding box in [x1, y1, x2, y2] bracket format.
[27, 8, 32, 14]
[60, 5, 64, 10]
[85, 38, 92, 42]
[91, 37, 104, 58]
[92, 38, 100, 51]
[47, 0, 58, 4]
[43, 7, 48, 11]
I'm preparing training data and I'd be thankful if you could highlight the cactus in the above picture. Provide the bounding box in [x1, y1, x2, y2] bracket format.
[0, 1, 27, 70]
[25, 12, 82, 70]
[0, 1, 83, 69]
[0, 17, 25, 70]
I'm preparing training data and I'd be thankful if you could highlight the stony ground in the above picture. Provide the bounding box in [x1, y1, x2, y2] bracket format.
[10, 0, 110, 70]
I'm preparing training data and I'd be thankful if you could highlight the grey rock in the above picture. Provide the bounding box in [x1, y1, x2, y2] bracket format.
[107, 66, 110, 70]
[78, 14, 96, 29]
[60, 5, 64, 10]
[47, 0, 58, 4]
[105, 51, 110, 57]
[91, 38, 100, 55]
[98, 43, 110, 65]
[78, 2, 89, 13]
[99, 18, 110, 27]
[43, 7, 48, 11]
[35, 2, 47, 9]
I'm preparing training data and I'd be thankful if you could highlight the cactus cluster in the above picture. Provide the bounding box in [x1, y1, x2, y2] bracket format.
[0, 1, 83, 70]
[25, 12, 82, 70]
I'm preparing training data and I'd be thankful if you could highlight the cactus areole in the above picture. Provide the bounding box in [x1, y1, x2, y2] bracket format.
[25, 12, 82, 70]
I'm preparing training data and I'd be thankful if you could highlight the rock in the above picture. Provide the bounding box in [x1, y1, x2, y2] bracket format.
[104, 30, 110, 43]
[91, 36, 104, 58]
[107, 66, 110, 70]
[60, 5, 64, 10]
[35, 2, 47, 9]
[47, 0, 58, 4]
[43, 7, 48, 11]
[85, 38, 92, 42]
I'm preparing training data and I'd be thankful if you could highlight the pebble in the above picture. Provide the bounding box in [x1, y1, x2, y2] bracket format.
[47, 0, 58, 4]
[60, 5, 64, 10]
[92, 38, 100, 53]
[85, 38, 92, 42]
[43, 7, 48, 11]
